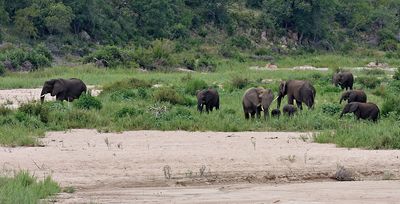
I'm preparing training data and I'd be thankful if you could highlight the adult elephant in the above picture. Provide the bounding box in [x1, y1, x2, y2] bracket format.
[40, 78, 87, 103]
[340, 90, 367, 104]
[242, 87, 274, 119]
[197, 88, 219, 113]
[277, 80, 316, 110]
[333, 71, 354, 90]
[340, 102, 380, 122]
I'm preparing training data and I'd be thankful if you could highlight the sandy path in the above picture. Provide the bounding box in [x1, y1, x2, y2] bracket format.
[0, 87, 101, 108]
[1, 130, 400, 203]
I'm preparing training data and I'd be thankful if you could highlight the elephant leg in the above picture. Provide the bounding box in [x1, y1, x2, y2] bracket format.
[288, 95, 295, 105]
[244, 112, 250, 119]
[264, 108, 269, 120]
[250, 112, 256, 119]
[296, 101, 303, 110]
[256, 106, 262, 119]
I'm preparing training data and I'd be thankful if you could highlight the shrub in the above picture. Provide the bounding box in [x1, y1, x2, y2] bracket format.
[0, 64, 5, 76]
[230, 36, 252, 50]
[372, 85, 386, 96]
[133, 39, 176, 70]
[196, 55, 216, 72]
[153, 87, 187, 105]
[381, 96, 400, 116]
[18, 102, 49, 123]
[393, 67, 400, 80]
[357, 76, 382, 89]
[321, 103, 342, 115]
[74, 94, 102, 110]
[115, 107, 144, 118]
[185, 79, 208, 95]
[83, 46, 133, 68]
[230, 76, 249, 89]
[102, 78, 151, 93]
[0, 106, 12, 116]
[0, 45, 52, 71]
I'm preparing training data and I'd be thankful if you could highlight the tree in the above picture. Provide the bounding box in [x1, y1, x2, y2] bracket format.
[44, 2, 74, 34]
[15, 6, 40, 38]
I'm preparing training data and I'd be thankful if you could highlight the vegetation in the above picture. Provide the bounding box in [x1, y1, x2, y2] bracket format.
[0, 171, 60, 204]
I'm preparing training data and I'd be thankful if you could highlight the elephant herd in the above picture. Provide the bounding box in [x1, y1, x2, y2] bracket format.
[197, 71, 380, 122]
[40, 72, 380, 122]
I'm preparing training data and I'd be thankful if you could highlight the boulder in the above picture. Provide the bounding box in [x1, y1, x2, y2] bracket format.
[20, 61, 33, 72]
[2, 60, 14, 70]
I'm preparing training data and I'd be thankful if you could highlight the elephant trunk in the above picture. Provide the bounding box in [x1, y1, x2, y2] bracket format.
[339, 96, 343, 104]
[277, 95, 283, 109]
[40, 89, 46, 103]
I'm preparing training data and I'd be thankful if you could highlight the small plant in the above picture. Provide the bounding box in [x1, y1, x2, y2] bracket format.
[153, 87, 185, 105]
[321, 103, 342, 115]
[18, 102, 49, 123]
[231, 76, 249, 89]
[357, 76, 382, 89]
[74, 94, 102, 110]
[381, 96, 400, 116]
[62, 186, 75, 194]
[185, 79, 208, 95]
[334, 165, 354, 181]
[0, 106, 12, 116]
[393, 67, 400, 80]
[163, 165, 172, 179]
[115, 107, 143, 118]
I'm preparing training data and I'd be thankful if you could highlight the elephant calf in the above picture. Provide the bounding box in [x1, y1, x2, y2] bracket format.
[197, 88, 219, 113]
[340, 102, 380, 122]
[283, 104, 297, 117]
[271, 109, 281, 118]
[333, 71, 354, 90]
[243, 87, 274, 119]
[40, 78, 87, 103]
[340, 90, 367, 104]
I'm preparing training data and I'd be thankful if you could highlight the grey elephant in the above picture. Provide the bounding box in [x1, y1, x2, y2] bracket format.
[340, 102, 380, 122]
[40, 78, 87, 103]
[277, 80, 316, 110]
[340, 90, 367, 104]
[242, 87, 274, 119]
[283, 104, 297, 116]
[271, 108, 281, 118]
[196, 88, 219, 113]
[333, 71, 354, 90]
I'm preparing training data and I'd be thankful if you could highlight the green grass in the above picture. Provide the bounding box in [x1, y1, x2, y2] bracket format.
[0, 54, 399, 149]
[0, 171, 60, 204]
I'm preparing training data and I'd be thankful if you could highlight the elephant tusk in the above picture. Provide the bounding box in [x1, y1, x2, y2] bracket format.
[40, 94, 46, 97]
[272, 96, 279, 102]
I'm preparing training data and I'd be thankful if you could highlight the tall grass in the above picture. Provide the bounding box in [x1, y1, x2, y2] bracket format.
[0, 171, 60, 204]
[0, 55, 399, 149]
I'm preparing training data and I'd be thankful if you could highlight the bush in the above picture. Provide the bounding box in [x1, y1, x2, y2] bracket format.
[115, 107, 144, 118]
[74, 94, 102, 110]
[153, 87, 188, 105]
[185, 79, 208, 95]
[133, 39, 176, 70]
[0, 64, 5, 76]
[357, 76, 382, 89]
[381, 96, 400, 116]
[321, 103, 342, 115]
[230, 76, 249, 89]
[0, 45, 52, 71]
[393, 68, 400, 80]
[102, 78, 151, 93]
[18, 102, 49, 123]
[230, 36, 252, 50]
[83, 46, 134, 68]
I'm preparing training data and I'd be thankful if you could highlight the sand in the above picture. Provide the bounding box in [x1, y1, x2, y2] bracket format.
[1, 130, 400, 203]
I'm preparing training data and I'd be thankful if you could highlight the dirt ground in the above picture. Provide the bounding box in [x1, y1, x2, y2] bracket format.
[1, 130, 400, 203]
[0, 87, 101, 108]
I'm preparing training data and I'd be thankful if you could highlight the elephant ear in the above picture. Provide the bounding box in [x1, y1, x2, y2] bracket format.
[51, 80, 64, 96]
[349, 103, 359, 113]
[280, 81, 286, 95]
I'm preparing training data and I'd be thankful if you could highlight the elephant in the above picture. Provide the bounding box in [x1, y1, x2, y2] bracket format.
[242, 87, 274, 119]
[196, 88, 219, 113]
[40, 78, 87, 103]
[340, 90, 367, 104]
[340, 102, 380, 122]
[283, 104, 297, 116]
[271, 108, 281, 118]
[333, 71, 354, 90]
[277, 80, 316, 110]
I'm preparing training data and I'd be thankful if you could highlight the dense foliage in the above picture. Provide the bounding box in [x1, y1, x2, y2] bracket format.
[0, 0, 398, 51]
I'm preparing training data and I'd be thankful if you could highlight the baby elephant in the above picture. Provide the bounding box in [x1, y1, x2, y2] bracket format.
[197, 88, 219, 113]
[271, 109, 281, 118]
[340, 102, 380, 122]
[340, 90, 367, 104]
[283, 104, 297, 116]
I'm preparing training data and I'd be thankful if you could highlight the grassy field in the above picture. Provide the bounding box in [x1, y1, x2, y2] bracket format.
[0, 171, 60, 203]
[0, 54, 400, 149]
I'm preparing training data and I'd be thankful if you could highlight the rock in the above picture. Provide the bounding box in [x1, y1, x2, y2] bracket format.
[366, 62, 389, 68]
[292, 65, 317, 70]
[20, 61, 33, 71]
[175, 67, 195, 73]
[94, 58, 108, 68]
[265, 63, 278, 70]
[3, 60, 14, 71]
[261, 79, 274, 84]
[79, 31, 91, 41]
